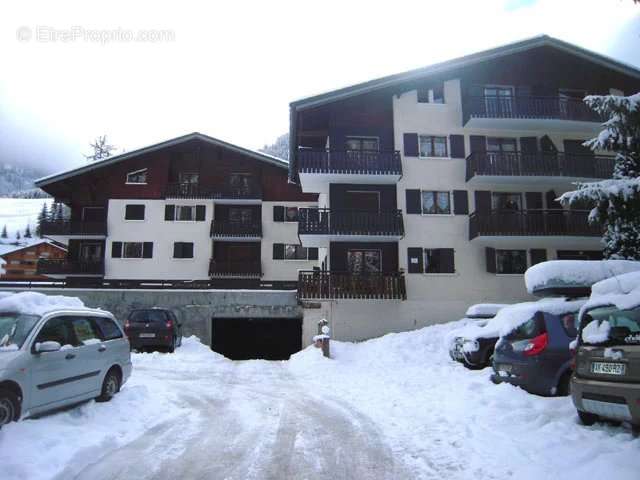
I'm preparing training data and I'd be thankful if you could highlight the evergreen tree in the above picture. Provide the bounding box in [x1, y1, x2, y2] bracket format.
[0, 225, 7, 239]
[15, 230, 21, 241]
[560, 93, 640, 259]
[24, 225, 32, 238]
[54, 203, 64, 221]
[36, 202, 48, 237]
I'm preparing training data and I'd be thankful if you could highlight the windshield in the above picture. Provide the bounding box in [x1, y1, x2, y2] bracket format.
[581, 305, 640, 346]
[0, 312, 41, 350]
[129, 310, 167, 323]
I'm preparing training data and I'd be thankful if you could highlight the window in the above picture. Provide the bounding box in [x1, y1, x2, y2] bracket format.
[123, 242, 143, 258]
[559, 313, 578, 338]
[70, 317, 101, 346]
[93, 316, 123, 341]
[347, 249, 382, 274]
[345, 137, 379, 152]
[421, 191, 451, 215]
[229, 207, 253, 224]
[496, 250, 527, 274]
[165, 204, 205, 222]
[487, 138, 517, 153]
[175, 205, 196, 221]
[284, 207, 299, 222]
[424, 249, 455, 274]
[173, 242, 194, 259]
[492, 193, 522, 211]
[484, 86, 514, 116]
[35, 317, 74, 349]
[126, 169, 147, 184]
[417, 83, 445, 103]
[285, 244, 310, 260]
[419, 136, 448, 158]
[124, 204, 145, 220]
[179, 172, 199, 184]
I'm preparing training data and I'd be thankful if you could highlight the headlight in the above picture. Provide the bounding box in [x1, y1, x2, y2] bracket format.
[462, 340, 480, 353]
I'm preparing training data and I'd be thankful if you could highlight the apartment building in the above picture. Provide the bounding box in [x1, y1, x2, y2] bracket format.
[289, 35, 640, 341]
[35, 133, 318, 288]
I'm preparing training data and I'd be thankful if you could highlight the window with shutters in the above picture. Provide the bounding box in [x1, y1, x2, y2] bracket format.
[125, 169, 147, 184]
[284, 244, 310, 260]
[421, 191, 451, 215]
[496, 250, 527, 274]
[124, 204, 145, 220]
[419, 136, 448, 158]
[175, 205, 196, 221]
[424, 249, 455, 274]
[284, 207, 299, 222]
[345, 136, 379, 152]
[492, 192, 522, 211]
[173, 242, 194, 259]
[122, 242, 144, 259]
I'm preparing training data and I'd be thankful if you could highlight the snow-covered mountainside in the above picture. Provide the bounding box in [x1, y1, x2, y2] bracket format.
[1, 315, 637, 480]
[0, 162, 48, 198]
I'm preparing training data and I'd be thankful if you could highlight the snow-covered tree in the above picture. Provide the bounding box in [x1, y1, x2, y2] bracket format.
[36, 202, 48, 237]
[560, 93, 640, 260]
[260, 133, 289, 161]
[85, 135, 117, 162]
[15, 230, 21, 241]
[0, 225, 7, 239]
[24, 225, 32, 238]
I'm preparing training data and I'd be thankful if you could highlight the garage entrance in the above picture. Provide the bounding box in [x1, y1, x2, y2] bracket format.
[211, 317, 302, 360]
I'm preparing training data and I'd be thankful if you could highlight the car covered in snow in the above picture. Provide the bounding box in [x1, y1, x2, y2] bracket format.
[0, 292, 132, 427]
[571, 271, 640, 431]
[448, 303, 507, 369]
[490, 298, 585, 396]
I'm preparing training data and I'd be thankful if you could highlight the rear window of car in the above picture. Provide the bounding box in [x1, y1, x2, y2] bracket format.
[558, 313, 578, 338]
[507, 313, 546, 340]
[581, 305, 640, 346]
[93, 316, 123, 341]
[129, 310, 168, 323]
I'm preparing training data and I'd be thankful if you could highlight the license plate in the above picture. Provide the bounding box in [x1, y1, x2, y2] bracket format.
[591, 362, 625, 375]
[139, 333, 156, 338]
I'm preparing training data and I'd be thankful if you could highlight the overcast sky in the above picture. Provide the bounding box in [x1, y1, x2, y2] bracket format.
[1, 0, 639, 174]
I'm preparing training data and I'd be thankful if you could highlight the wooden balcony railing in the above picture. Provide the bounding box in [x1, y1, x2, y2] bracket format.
[208, 259, 262, 278]
[165, 182, 262, 200]
[298, 149, 402, 175]
[466, 95, 602, 122]
[298, 270, 407, 300]
[210, 220, 262, 238]
[466, 151, 615, 181]
[298, 208, 404, 237]
[37, 259, 105, 275]
[40, 220, 107, 236]
[469, 210, 601, 239]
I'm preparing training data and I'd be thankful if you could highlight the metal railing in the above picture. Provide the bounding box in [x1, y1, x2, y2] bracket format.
[466, 95, 602, 122]
[165, 182, 262, 200]
[210, 220, 262, 238]
[40, 220, 107, 236]
[465, 151, 615, 181]
[298, 270, 407, 300]
[298, 208, 404, 237]
[37, 259, 105, 275]
[298, 149, 402, 175]
[208, 259, 262, 278]
[469, 210, 601, 239]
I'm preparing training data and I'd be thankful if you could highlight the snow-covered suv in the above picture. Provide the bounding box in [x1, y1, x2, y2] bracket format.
[0, 292, 132, 427]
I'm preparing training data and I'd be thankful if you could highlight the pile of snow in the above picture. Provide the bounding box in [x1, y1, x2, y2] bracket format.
[525, 260, 640, 294]
[582, 320, 612, 344]
[465, 303, 507, 318]
[0, 291, 84, 315]
[449, 298, 586, 348]
[580, 270, 640, 318]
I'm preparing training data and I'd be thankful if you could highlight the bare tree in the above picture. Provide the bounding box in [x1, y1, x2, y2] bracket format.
[85, 135, 117, 162]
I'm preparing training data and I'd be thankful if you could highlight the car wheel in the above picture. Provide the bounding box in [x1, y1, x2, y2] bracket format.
[578, 410, 598, 426]
[556, 371, 572, 396]
[168, 336, 176, 353]
[0, 388, 20, 427]
[97, 369, 121, 403]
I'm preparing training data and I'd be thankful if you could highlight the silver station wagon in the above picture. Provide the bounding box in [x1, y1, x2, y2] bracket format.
[0, 307, 132, 426]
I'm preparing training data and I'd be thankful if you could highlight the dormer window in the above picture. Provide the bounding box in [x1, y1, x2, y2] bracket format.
[126, 169, 148, 184]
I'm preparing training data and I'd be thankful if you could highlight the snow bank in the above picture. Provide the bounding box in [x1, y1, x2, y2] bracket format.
[465, 303, 507, 318]
[525, 260, 640, 294]
[0, 291, 84, 315]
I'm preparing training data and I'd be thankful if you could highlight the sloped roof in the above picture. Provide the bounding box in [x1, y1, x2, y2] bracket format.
[0, 239, 67, 259]
[35, 132, 288, 188]
[290, 35, 640, 111]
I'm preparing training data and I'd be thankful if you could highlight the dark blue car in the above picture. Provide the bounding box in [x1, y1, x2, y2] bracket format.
[491, 309, 580, 396]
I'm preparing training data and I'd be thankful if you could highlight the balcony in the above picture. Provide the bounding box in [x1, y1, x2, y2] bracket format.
[298, 208, 404, 247]
[41, 220, 107, 238]
[297, 149, 402, 192]
[165, 182, 262, 203]
[298, 270, 406, 300]
[466, 151, 615, 185]
[210, 220, 262, 240]
[208, 259, 262, 278]
[469, 210, 602, 246]
[464, 95, 603, 131]
[37, 259, 105, 277]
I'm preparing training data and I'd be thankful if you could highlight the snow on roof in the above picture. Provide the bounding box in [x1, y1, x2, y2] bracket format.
[582, 270, 640, 313]
[0, 292, 84, 316]
[524, 260, 640, 294]
[454, 297, 587, 342]
[465, 303, 508, 318]
[0, 239, 67, 258]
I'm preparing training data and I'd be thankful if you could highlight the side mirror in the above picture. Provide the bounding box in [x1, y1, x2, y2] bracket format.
[35, 341, 62, 353]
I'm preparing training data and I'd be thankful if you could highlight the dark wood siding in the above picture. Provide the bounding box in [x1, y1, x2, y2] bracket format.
[329, 184, 397, 210]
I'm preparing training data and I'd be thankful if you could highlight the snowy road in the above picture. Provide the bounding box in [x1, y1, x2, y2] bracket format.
[53, 355, 404, 480]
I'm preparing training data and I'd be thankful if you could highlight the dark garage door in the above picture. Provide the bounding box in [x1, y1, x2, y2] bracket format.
[211, 317, 302, 360]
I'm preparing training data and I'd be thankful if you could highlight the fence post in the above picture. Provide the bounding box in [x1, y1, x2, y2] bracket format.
[314, 318, 331, 358]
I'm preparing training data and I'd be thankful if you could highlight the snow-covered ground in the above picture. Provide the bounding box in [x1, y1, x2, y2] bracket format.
[1, 326, 638, 480]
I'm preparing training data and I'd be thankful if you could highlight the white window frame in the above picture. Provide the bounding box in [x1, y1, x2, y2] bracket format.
[345, 136, 380, 152]
[420, 190, 453, 216]
[122, 242, 144, 260]
[283, 244, 311, 261]
[418, 135, 449, 159]
[173, 205, 197, 222]
[125, 168, 148, 185]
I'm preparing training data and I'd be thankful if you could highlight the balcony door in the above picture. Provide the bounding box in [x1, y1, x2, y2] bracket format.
[484, 86, 514, 117]
[345, 136, 379, 170]
[347, 249, 382, 275]
[81, 206, 105, 222]
[558, 89, 586, 120]
[486, 138, 517, 174]
[563, 139, 595, 177]
[345, 190, 380, 212]
[79, 242, 102, 263]
[229, 173, 254, 196]
[229, 207, 254, 224]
